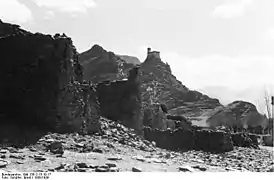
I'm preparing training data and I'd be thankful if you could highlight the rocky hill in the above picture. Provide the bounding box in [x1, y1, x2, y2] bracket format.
[206, 101, 268, 129]
[79, 45, 135, 83]
[79, 46, 222, 119]
[117, 55, 141, 65]
[139, 49, 221, 116]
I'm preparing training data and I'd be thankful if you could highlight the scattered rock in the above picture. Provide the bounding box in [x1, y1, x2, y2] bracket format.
[165, 153, 171, 159]
[106, 163, 117, 168]
[49, 141, 64, 155]
[78, 168, 88, 172]
[135, 156, 146, 162]
[109, 167, 119, 172]
[16, 161, 24, 164]
[132, 167, 142, 172]
[29, 147, 37, 152]
[7, 147, 19, 153]
[178, 166, 195, 172]
[34, 155, 47, 161]
[106, 143, 115, 148]
[54, 163, 68, 170]
[151, 158, 166, 164]
[45, 139, 55, 143]
[99, 165, 109, 169]
[76, 143, 85, 148]
[76, 162, 89, 169]
[93, 148, 104, 153]
[9, 154, 25, 160]
[89, 164, 99, 169]
[76, 138, 86, 143]
[80, 144, 94, 153]
[0, 160, 8, 168]
[192, 165, 207, 171]
[225, 167, 240, 172]
[95, 167, 109, 172]
[56, 154, 63, 158]
[107, 156, 122, 161]
[267, 168, 274, 172]
[0, 150, 8, 154]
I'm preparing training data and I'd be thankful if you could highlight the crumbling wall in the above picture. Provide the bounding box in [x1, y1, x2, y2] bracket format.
[231, 133, 259, 148]
[143, 103, 168, 130]
[0, 26, 100, 134]
[96, 66, 143, 135]
[144, 127, 234, 153]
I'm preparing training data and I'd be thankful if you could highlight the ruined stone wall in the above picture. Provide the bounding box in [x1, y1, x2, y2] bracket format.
[231, 133, 259, 148]
[143, 103, 168, 130]
[96, 67, 143, 135]
[144, 126, 262, 152]
[0, 28, 100, 133]
[144, 127, 234, 153]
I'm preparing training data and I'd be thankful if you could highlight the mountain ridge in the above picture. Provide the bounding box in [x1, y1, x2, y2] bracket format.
[79, 45, 222, 118]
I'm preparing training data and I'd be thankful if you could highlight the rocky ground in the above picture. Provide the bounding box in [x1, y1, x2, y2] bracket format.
[0, 118, 273, 173]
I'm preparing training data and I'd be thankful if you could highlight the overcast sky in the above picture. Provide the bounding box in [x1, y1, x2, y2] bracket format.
[0, 0, 273, 113]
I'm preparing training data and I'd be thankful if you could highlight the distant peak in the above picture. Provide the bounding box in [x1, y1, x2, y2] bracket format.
[90, 44, 105, 53]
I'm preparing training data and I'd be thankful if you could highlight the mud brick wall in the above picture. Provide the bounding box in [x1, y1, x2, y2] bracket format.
[0, 29, 100, 133]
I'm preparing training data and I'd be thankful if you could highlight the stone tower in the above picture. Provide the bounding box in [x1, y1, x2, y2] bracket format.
[147, 47, 151, 56]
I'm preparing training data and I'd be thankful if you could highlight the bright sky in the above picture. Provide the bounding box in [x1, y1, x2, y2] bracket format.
[0, 0, 273, 112]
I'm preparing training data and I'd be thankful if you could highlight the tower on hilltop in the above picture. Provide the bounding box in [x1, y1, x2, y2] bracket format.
[147, 47, 160, 59]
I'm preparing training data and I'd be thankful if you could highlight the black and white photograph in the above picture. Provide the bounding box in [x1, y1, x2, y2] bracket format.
[0, 0, 273, 176]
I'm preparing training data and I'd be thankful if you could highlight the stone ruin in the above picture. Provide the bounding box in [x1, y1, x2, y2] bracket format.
[144, 127, 234, 153]
[0, 21, 100, 135]
[143, 103, 169, 130]
[0, 20, 263, 152]
[96, 66, 143, 135]
[144, 125, 261, 153]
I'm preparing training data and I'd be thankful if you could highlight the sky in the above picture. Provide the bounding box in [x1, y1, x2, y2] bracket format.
[0, 0, 273, 113]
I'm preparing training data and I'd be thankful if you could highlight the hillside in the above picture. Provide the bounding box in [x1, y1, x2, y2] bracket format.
[206, 101, 268, 128]
[79, 45, 135, 83]
[79, 46, 222, 118]
[118, 55, 141, 65]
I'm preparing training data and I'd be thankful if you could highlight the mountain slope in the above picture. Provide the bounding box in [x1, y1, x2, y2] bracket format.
[117, 55, 141, 65]
[139, 51, 221, 116]
[79, 45, 135, 83]
[206, 101, 268, 128]
[79, 45, 222, 118]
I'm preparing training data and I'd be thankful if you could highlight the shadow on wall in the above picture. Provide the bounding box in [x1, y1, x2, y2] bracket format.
[96, 66, 143, 135]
